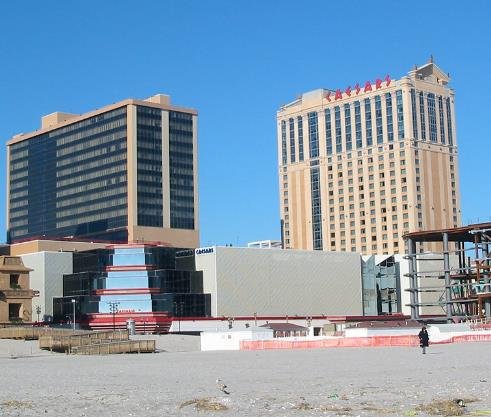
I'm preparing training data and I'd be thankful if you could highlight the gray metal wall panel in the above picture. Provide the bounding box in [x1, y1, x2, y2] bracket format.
[21, 251, 73, 317]
[196, 247, 362, 317]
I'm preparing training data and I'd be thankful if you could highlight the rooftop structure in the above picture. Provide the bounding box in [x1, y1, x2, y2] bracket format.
[247, 240, 282, 249]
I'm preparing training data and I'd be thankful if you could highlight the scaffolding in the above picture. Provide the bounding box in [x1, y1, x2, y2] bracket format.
[404, 222, 491, 323]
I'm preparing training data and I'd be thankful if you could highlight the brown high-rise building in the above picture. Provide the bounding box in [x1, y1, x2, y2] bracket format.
[277, 60, 461, 255]
[7, 94, 199, 248]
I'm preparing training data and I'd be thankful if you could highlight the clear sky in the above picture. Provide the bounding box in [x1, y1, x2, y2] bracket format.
[1, 1, 490, 246]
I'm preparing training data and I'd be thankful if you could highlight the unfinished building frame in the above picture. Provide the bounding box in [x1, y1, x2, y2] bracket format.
[404, 222, 491, 323]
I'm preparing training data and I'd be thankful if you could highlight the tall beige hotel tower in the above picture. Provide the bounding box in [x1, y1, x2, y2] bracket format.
[277, 59, 461, 255]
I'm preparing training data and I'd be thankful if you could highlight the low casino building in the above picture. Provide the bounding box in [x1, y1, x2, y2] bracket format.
[52, 244, 210, 333]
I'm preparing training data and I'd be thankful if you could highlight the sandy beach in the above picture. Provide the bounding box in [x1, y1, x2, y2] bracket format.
[1, 336, 490, 417]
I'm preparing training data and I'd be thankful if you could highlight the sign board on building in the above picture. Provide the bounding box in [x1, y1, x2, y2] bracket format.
[325, 74, 391, 102]
[195, 247, 214, 255]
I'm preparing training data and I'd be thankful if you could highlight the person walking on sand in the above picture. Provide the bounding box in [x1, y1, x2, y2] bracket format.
[418, 326, 429, 354]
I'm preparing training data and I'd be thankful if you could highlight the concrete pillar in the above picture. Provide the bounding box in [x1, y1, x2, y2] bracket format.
[483, 242, 491, 317]
[407, 238, 417, 320]
[443, 232, 453, 322]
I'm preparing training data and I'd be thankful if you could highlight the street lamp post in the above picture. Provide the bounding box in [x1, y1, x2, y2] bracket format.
[71, 299, 76, 331]
[174, 301, 185, 333]
[179, 302, 184, 333]
[35, 306, 41, 323]
[173, 302, 176, 332]
[108, 302, 119, 331]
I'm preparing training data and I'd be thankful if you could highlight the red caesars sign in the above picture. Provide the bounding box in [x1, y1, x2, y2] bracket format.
[325, 74, 391, 102]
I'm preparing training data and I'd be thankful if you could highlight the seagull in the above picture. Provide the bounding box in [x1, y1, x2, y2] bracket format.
[453, 399, 465, 407]
[216, 379, 230, 395]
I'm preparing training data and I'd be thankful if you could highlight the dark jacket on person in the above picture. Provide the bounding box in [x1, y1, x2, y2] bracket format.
[418, 328, 429, 347]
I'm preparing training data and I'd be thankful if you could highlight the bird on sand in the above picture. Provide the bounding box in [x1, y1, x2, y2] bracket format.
[453, 399, 465, 408]
[216, 379, 230, 395]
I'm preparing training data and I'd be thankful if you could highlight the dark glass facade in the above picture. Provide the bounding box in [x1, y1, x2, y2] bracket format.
[375, 95, 383, 144]
[396, 90, 404, 139]
[364, 98, 373, 146]
[8, 102, 198, 243]
[308, 111, 319, 159]
[325, 109, 332, 155]
[344, 103, 352, 151]
[53, 246, 211, 325]
[362, 256, 401, 315]
[427, 93, 438, 143]
[289, 118, 295, 163]
[446, 98, 453, 146]
[8, 107, 128, 243]
[410, 88, 418, 139]
[310, 167, 323, 250]
[169, 111, 195, 229]
[281, 120, 287, 165]
[438, 96, 445, 144]
[419, 92, 426, 141]
[297, 116, 304, 161]
[137, 106, 163, 227]
[385, 93, 394, 142]
[334, 106, 342, 153]
[354, 101, 362, 149]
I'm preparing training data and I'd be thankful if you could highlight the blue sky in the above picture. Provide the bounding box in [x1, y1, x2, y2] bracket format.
[0, 1, 490, 246]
